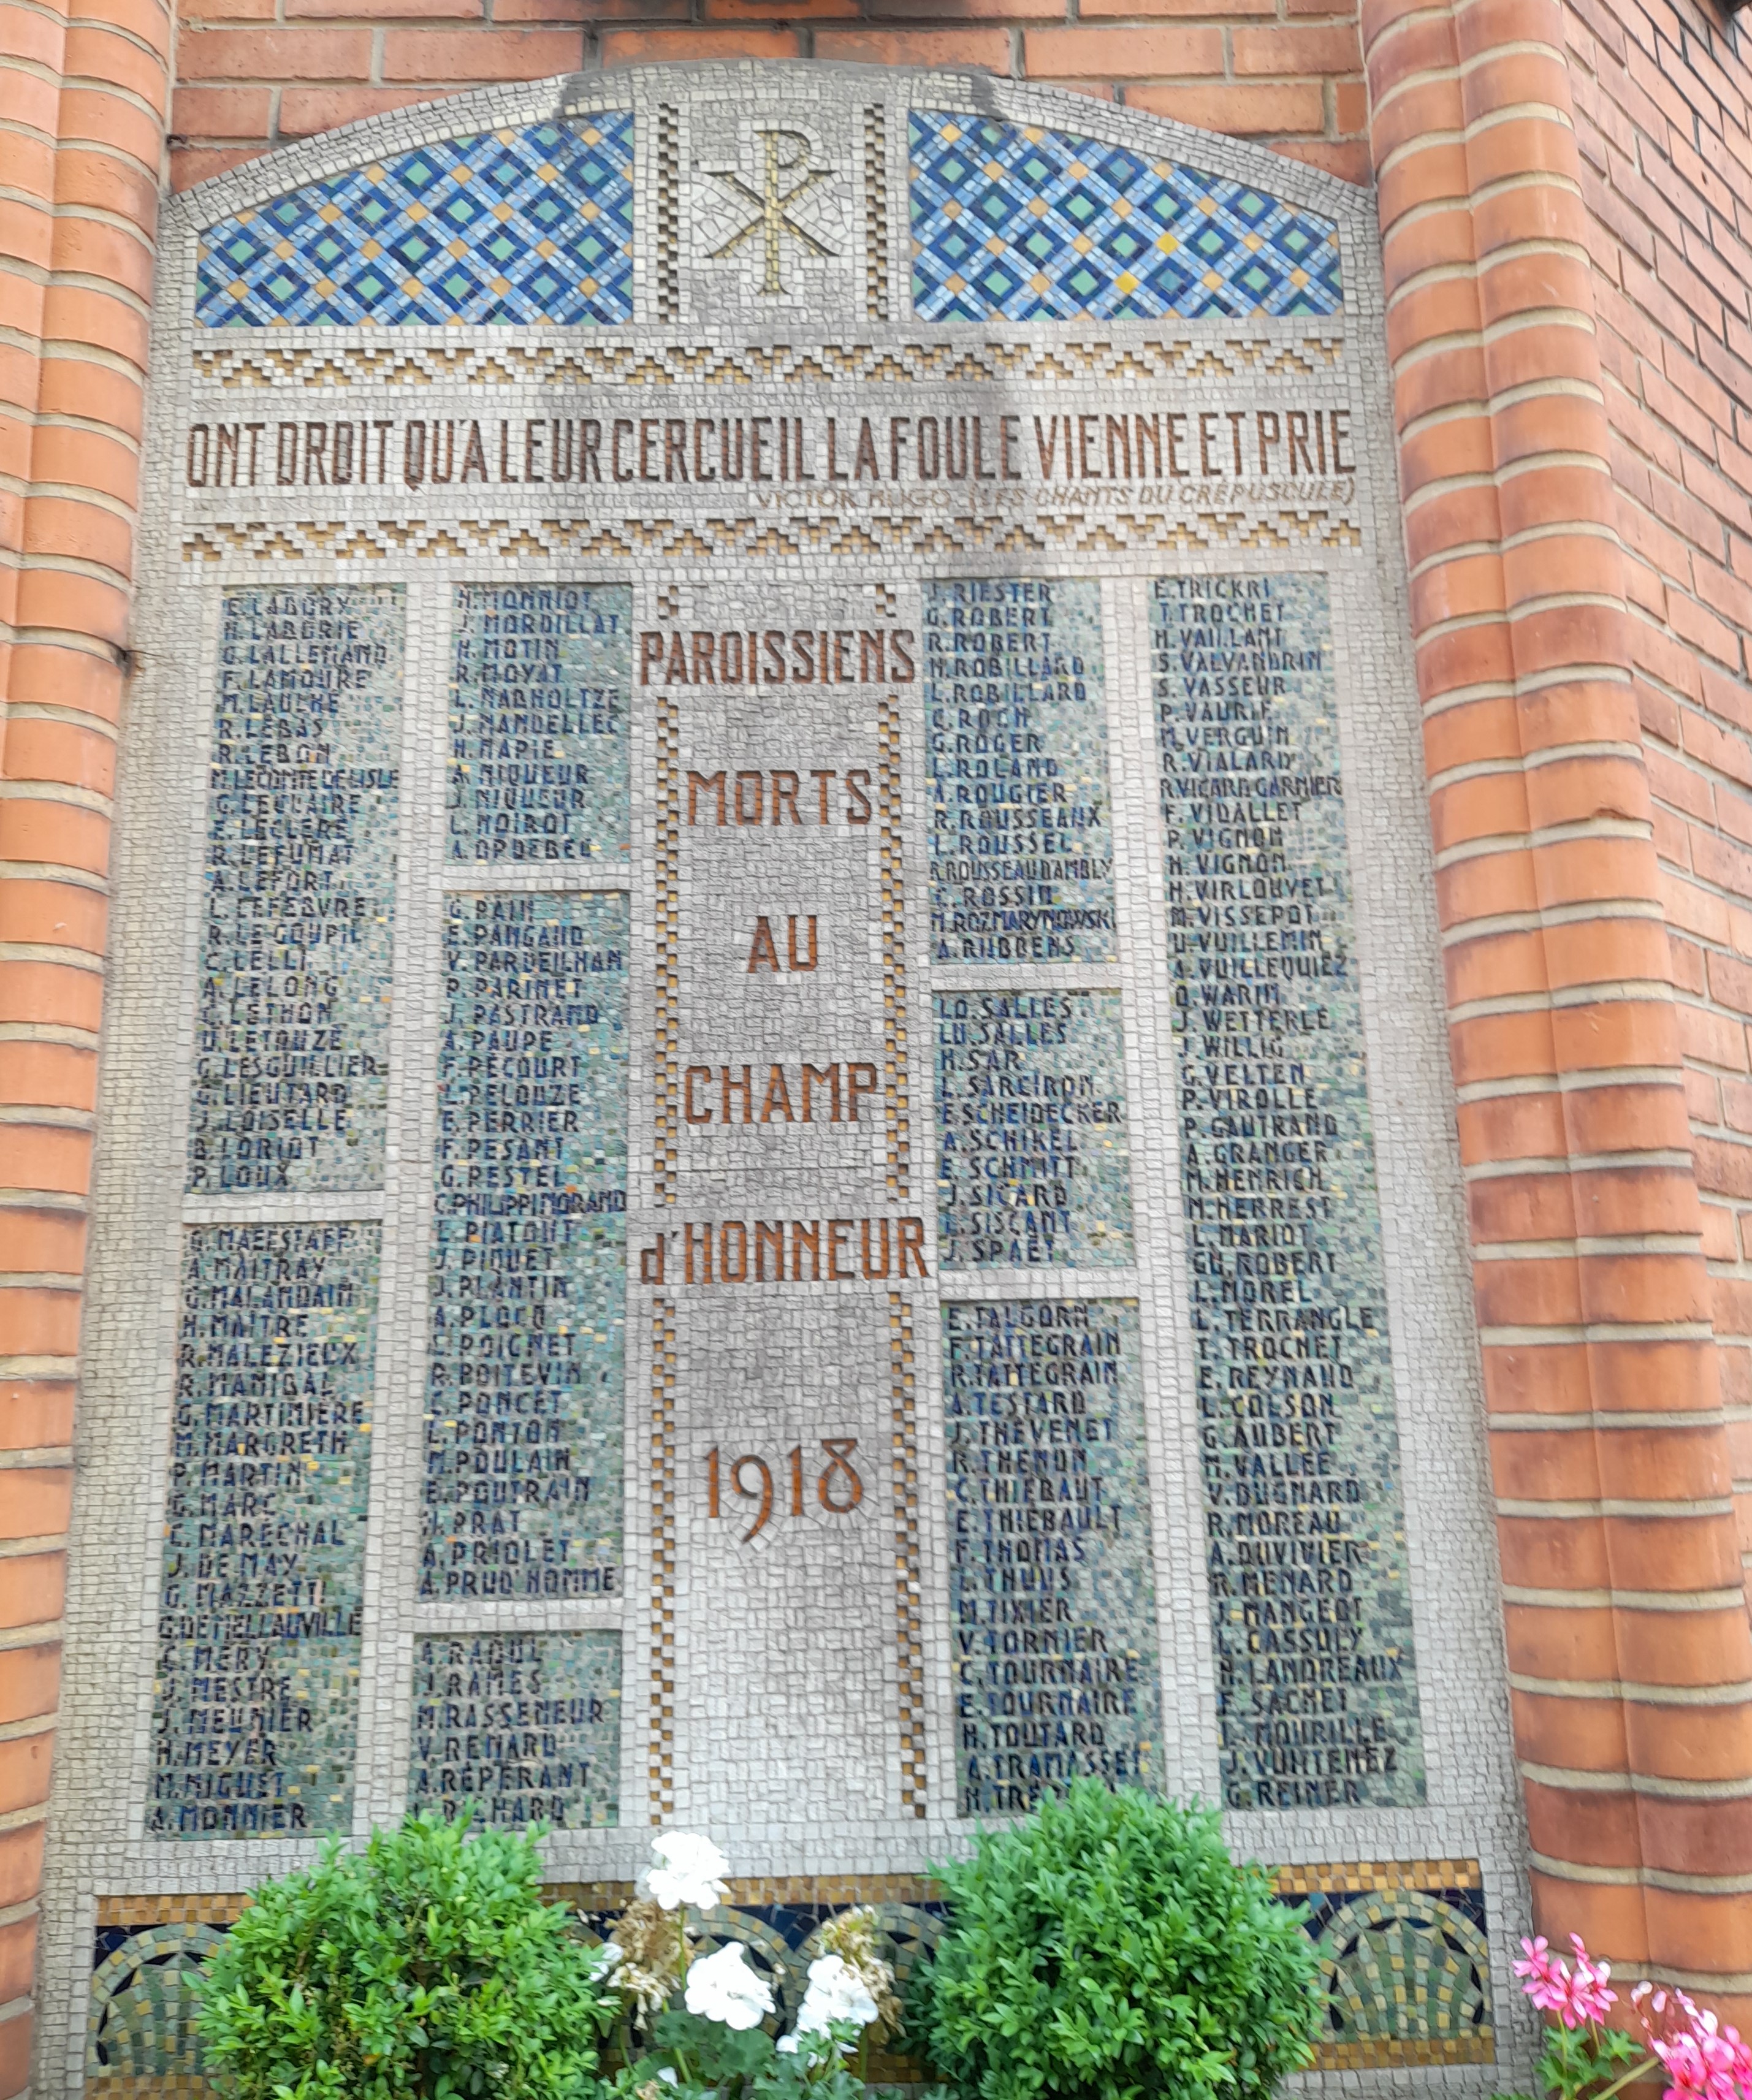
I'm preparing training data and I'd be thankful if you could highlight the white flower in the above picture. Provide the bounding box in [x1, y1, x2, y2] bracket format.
[792, 1955, 880, 2042]
[684, 1942, 774, 2030]
[591, 1941, 624, 1976]
[643, 1830, 731, 1913]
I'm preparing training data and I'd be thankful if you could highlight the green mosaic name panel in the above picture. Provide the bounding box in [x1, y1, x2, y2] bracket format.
[423, 892, 629, 1601]
[448, 584, 631, 864]
[409, 1631, 622, 1828]
[944, 1298, 1162, 1816]
[935, 989, 1134, 1269]
[1151, 572, 1425, 1810]
[191, 586, 402, 1193]
[924, 578, 1115, 965]
[152, 1220, 378, 1838]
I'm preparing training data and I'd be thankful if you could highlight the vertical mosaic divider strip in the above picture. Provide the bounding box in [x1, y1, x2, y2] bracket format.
[655, 693, 682, 1206]
[650, 1299, 678, 1820]
[1149, 573, 1425, 1809]
[656, 106, 680, 321]
[863, 106, 889, 320]
[942, 1299, 1162, 1814]
[154, 1222, 379, 1837]
[888, 1292, 924, 1816]
[191, 585, 403, 1194]
[878, 694, 910, 1199]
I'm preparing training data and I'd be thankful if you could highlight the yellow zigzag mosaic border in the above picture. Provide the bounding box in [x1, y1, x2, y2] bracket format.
[179, 510, 1365, 566]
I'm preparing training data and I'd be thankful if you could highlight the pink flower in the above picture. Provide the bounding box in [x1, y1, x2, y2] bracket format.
[1515, 1936, 1572, 2018]
[1650, 2006, 1752, 2100]
[1514, 1934, 1617, 2031]
[1655, 2031, 1715, 2100]
[1569, 1935, 1618, 2026]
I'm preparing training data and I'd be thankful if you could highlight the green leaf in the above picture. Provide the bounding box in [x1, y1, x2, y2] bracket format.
[194, 1811, 617, 2100]
[908, 1779, 1321, 2100]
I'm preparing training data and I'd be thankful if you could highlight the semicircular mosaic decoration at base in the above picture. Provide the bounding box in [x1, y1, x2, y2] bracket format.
[86, 1865, 1491, 2093]
[88, 1923, 227, 2092]
[1296, 1871, 1494, 2069]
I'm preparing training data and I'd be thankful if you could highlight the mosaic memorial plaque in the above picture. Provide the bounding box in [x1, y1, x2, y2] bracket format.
[934, 991, 1134, 1269]
[61, 67, 1523, 2095]
[449, 584, 631, 864]
[924, 579, 1116, 967]
[409, 1631, 622, 1828]
[1151, 571, 1425, 1808]
[424, 892, 628, 1600]
[944, 1299, 1162, 1814]
[190, 585, 402, 1193]
[152, 1222, 378, 1837]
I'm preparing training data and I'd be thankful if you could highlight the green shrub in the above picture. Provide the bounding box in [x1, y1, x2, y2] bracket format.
[194, 1811, 617, 2100]
[911, 1779, 1320, 2100]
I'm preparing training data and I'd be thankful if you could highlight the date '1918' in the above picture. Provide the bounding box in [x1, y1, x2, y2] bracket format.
[706, 1440, 864, 1542]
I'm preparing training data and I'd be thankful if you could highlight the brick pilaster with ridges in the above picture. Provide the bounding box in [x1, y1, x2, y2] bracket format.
[1367, 0, 1752, 2023]
[0, 0, 171, 2077]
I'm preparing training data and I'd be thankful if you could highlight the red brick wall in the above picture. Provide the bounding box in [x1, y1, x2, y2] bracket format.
[166, 3, 1369, 191]
[1366, 0, 1752, 2001]
[1564, 0, 1752, 1608]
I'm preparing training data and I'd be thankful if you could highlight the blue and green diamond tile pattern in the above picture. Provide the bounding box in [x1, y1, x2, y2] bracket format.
[908, 110, 1343, 322]
[195, 116, 634, 327]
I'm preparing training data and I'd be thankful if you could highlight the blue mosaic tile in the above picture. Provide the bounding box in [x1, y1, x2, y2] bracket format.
[935, 990, 1134, 1269]
[924, 579, 1116, 965]
[409, 1632, 621, 1828]
[449, 584, 631, 864]
[1151, 573, 1425, 1811]
[909, 110, 1342, 322]
[422, 892, 627, 1602]
[190, 586, 402, 1194]
[943, 1298, 1162, 1815]
[196, 118, 634, 328]
[152, 1222, 377, 1838]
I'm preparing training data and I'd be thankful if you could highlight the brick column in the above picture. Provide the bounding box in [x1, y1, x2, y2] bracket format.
[1367, 0, 1752, 2017]
[0, 0, 170, 2072]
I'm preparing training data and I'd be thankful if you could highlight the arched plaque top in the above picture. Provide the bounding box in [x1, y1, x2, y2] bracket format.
[908, 110, 1342, 322]
[176, 63, 1366, 337]
[196, 116, 634, 327]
